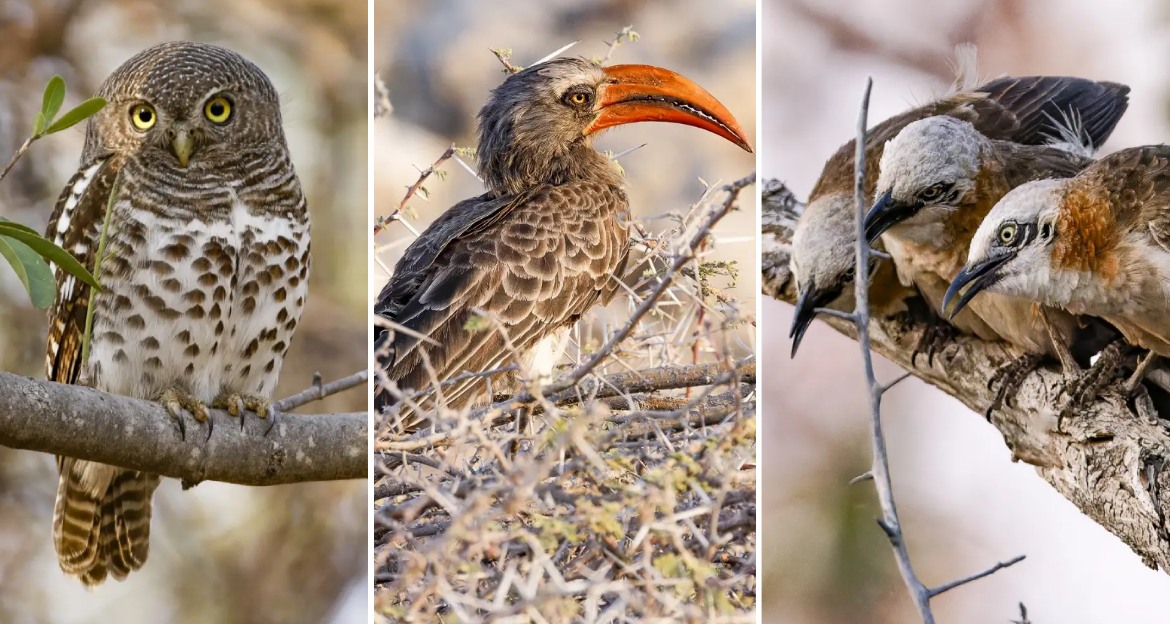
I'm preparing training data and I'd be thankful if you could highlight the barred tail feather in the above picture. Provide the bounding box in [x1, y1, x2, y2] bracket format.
[52, 459, 159, 587]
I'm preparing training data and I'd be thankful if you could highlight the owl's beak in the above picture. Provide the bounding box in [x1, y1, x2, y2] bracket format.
[171, 129, 194, 168]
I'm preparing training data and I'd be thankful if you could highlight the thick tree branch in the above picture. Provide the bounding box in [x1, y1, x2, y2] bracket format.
[762, 178, 1170, 573]
[0, 371, 367, 487]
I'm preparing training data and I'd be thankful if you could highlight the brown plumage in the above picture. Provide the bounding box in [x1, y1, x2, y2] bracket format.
[862, 78, 1129, 359]
[950, 145, 1170, 359]
[46, 42, 309, 586]
[790, 75, 1128, 353]
[375, 58, 751, 430]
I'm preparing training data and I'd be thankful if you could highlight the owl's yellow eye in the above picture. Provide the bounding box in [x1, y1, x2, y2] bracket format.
[998, 223, 1018, 245]
[130, 104, 156, 130]
[204, 96, 232, 124]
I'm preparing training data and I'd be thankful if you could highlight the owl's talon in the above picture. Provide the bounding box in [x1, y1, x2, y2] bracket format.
[212, 393, 272, 432]
[159, 387, 210, 440]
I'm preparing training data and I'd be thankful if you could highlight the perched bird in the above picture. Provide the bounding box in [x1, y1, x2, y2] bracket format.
[945, 145, 1170, 382]
[788, 197, 913, 355]
[862, 78, 1129, 366]
[789, 75, 1127, 356]
[45, 42, 310, 585]
[375, 58, 751, 426]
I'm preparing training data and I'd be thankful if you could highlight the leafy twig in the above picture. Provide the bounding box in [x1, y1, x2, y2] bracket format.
[490, 48, 522, 73]
[374, 144, 455, 236]
[600, 26, 639, 64]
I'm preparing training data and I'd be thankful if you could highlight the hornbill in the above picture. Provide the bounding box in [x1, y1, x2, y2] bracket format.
[374, 58, 751, 431]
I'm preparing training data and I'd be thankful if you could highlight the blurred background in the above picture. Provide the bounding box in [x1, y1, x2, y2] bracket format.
[373, 0, 757, 332]
[762, 0, 1170, 622]
[0, 1, 366, 622]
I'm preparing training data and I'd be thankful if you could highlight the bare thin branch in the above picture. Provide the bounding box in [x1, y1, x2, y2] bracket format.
[273, 369, 369, 412]
[845, 78, 1018, 623]
[928, 555, 1027, 598]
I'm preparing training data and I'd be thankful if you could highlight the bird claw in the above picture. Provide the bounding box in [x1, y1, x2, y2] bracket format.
[212, 393, 273, 433]
[159, 387, 211, 442]
[984, 353, 1045, 419]
[911, 316, 956, 368]
[1122, 351, 1160, 397]
[1055, 341, 1125, 428]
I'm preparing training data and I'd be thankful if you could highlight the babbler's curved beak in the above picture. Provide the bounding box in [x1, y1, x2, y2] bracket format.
[585, 64, 753, 153]
[863, 190, 919, 244]
[789, 285, 818, 358]
[942, 252, 1014, 319]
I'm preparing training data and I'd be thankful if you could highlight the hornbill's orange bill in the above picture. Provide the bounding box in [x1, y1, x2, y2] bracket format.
[583, 64, 753, 152]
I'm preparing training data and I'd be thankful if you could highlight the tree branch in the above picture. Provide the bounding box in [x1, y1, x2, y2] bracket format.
[762, 178, 1170, 573]
[0, 371, 367, 487]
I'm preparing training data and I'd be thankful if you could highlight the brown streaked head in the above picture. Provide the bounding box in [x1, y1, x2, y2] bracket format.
[476, 58, 751, 195]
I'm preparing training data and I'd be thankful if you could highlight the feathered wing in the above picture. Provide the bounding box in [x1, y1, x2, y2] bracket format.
[808, 76, 1128, 204]
[974, 75, 1129, 148]
[375, 182, 629, 427]
[45, 155, 159, 586]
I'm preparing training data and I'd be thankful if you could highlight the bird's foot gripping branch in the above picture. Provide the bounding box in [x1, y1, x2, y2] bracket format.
[764, 176, 1170, 574]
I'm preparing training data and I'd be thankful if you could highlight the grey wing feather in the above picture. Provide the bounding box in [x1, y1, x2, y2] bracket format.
[977, 75, 1130, 148]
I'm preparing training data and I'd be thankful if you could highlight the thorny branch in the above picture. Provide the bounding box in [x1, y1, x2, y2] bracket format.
[0, 370, 367, 486]
[372, 144, 455, 237]
[839, 78, 1022, 623]
[375, 174, 757, 621]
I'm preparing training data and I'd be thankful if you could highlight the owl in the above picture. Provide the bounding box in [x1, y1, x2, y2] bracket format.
[44, 41, 311, 586]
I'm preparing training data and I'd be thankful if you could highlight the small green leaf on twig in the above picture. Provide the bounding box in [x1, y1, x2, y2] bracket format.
[45, 97, 106, 135]
[0, 221, 99, 290]
[0, 233, 55, 308]
[35, 76, 67, 136]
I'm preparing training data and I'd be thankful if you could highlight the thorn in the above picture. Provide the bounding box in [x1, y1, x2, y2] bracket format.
[849, 470, 873, 485]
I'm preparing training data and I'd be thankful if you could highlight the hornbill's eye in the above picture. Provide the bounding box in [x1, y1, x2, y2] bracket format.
[997, 222, 1019, 245]
[562, 88, 594, 108]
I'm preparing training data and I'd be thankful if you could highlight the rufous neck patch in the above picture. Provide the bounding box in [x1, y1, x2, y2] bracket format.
[1053, 184, 1117, 277]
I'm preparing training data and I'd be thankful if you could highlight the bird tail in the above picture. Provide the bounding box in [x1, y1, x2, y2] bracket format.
[53, 459, 160, 587]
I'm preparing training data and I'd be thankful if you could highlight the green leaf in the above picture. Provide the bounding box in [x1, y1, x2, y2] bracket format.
[44, 97, 106, 135]
[0, 234, 55, 308]
[0, 217, 41, 236]
[37, 75, 66, 135]
[0, 223, 99, 290]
